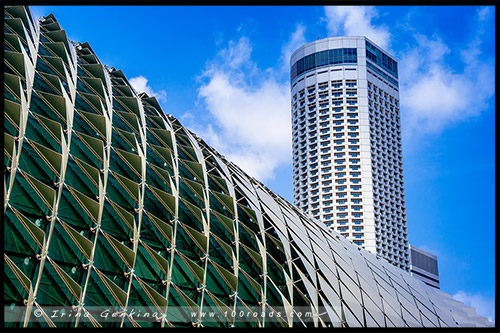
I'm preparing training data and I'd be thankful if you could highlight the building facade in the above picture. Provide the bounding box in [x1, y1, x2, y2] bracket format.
[409, 245, 440, 289]
[3, 6, 492, 328]
[290, 37, 409, 270]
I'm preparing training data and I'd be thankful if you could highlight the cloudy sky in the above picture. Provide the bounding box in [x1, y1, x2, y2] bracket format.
[30, 5, 495, 322]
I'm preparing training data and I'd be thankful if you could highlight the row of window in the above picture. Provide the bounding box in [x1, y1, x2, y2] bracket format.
[294, 80, 356, 100]
[293, 120, 361, 135]
[292, 113, 359, 134]
[294, 90, 358, 106]
[294, 144, 361, 160]
[294, 97, 359, 110]
[293, 103, 358, 120]
[313, 210, 364, 218]
[294, 165, 360, 185]
[291, 48, 358, 81]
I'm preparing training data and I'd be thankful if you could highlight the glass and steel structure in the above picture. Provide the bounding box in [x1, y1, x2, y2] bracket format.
[3, 6, 493, 328]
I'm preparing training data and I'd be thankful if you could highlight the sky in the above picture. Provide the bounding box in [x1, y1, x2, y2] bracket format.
[29, 5, 495, 322]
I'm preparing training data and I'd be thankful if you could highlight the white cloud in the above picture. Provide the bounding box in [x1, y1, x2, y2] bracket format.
[477, 6, 492, 21]
[399, 7, 495, 140]
[452, 291, 495, 323]
[129, 75, 167, 104]
[218, 37, 252, 70]
[324, 6, 391, 50]
[190, 36, 291, 181]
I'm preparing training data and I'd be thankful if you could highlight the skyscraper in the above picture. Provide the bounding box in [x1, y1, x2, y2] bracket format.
[4, 6, 492, 328]
[290, 37, 409, 270]
[409, 245, 440, 289]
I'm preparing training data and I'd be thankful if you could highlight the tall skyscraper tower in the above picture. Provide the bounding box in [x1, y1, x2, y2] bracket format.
[290, 37, 409, 270]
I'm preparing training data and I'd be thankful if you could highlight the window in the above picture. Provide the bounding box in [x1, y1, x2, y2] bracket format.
[292, 48, 359, 81]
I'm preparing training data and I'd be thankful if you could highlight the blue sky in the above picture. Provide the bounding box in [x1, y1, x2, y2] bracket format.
[30, 5, 495, 322]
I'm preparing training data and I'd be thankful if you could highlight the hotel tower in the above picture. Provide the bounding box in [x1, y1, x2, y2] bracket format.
[291, 37, 409, 270]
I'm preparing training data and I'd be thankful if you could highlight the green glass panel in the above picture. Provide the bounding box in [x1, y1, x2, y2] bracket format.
[57, 219, 92, 260]
[178, 222, 207, 253]
[30, 113, 62, 149]
[101, 231, 135, 268]
[4, 92, 22, 125]
[18, 143, 56, 184]
[77, 109, 107, 138]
